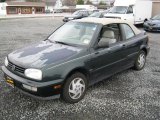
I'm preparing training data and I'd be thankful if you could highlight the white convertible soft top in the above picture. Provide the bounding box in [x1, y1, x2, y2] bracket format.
[74, 18, 141, 35]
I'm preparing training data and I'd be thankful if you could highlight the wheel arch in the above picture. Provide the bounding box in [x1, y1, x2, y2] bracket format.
[140, 47, 148, 55]
[64, 67, 90, 84]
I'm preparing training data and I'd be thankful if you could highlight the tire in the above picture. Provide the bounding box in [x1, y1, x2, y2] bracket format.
[62, 72, 87, 103]
[133, 50, 146, 70]
[144, 19, 148, 22]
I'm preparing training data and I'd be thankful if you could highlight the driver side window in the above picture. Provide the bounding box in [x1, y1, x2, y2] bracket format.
[98, 24, 121, 48]
[127, 6, 133, 14]
[82, 11, 89, 17]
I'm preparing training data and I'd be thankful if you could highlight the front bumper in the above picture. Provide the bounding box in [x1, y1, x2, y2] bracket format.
[144, 24, 160, 32]
[2, 66, 63, 100]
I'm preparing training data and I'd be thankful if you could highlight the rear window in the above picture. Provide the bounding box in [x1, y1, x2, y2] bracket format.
[121, 24, 135, 40]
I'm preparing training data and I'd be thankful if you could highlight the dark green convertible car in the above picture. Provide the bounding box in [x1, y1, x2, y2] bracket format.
[2, 18, 150, 103]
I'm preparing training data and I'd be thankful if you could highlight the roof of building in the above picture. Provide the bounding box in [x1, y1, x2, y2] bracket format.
[6, 2, 45, 7]
[74, 18, 141, 35]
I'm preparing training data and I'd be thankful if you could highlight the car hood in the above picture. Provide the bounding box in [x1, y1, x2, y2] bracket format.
[146, 19, 160, 24]
[104, 13, 123, 19]
[8, 41, 82, 69]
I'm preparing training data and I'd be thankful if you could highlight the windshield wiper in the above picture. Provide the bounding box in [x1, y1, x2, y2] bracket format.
[46, 39, 54, 43]
[54, 41, 71, 46]
[114, 12, 122, 14]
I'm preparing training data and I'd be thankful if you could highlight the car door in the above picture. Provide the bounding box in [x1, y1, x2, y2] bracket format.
[89, 24, 128, 84]
[119, 23, 142, 66]
[77, 12, 83, 19]
[82, 11, 89, 17]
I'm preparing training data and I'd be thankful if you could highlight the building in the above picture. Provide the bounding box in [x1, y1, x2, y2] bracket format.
[152, 0, 160, 16]
[0, 0, 45, 15]
[45, 0, 56, 12]
[45, 0, 63, 12]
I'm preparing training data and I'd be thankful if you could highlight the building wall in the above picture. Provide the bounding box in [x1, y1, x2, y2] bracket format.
[6, 6, 18, 14]
[45, 6, 54, 12]
[0, 3, 7, 15]
[35, 7, 45, 14]
[6, 6, 45, 14]
[152, 2, 160, 16]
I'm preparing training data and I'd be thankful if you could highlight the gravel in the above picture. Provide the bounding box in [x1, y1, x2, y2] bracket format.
[0, 18, 160, 120]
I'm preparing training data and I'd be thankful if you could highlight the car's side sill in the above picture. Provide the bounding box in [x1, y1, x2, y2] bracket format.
[89, 63, 134, 86]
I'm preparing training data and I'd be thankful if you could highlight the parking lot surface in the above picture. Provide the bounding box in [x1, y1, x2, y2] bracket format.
[0, 18, 160, 120]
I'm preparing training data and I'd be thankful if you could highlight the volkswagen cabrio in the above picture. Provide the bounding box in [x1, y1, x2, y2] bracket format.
[2, 18, 150, 103]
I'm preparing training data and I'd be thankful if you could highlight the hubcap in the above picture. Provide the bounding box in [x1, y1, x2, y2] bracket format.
[69, 78, 85, 100]
[138, 53, 146, 68]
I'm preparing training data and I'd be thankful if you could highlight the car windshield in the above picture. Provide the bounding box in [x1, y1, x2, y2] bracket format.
[152, 14, 160, 20]
[109, 6, 128, 14]
[73, 11, 81, 16]
[48, 22, 98, 46]
[89, 12, 102, 17]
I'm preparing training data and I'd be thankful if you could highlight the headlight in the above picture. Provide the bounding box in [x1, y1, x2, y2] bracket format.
[25, 69, 42, 80]
[4, 57, 9, 66]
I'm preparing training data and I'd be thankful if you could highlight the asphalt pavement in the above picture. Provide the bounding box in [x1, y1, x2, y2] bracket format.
[0, 17, 160, 120]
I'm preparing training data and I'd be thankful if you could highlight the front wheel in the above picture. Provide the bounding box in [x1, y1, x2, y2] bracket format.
[133, 51, 146, 70]
[62, 72, 87, 103]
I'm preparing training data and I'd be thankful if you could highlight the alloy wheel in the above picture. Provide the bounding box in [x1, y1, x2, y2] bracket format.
[137, 53, 146, 68]
[69, 78, 85, 100]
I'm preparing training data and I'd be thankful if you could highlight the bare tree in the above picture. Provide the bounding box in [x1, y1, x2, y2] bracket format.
[85, 0, 92, 5]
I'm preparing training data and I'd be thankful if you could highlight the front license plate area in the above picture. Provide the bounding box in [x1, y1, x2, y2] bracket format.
[5, 76, 14, 88]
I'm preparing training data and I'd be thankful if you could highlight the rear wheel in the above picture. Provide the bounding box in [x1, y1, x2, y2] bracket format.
[134, 50, 146, 70]
[62, 72, 87, 103]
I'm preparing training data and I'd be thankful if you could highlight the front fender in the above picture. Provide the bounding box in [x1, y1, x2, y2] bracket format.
[42, 54, 91, 82]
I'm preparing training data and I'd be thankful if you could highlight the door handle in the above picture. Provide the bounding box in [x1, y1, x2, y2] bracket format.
[121, 44, 126, 48]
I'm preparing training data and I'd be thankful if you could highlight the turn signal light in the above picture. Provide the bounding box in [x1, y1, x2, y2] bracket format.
[54, 85, 61, 89]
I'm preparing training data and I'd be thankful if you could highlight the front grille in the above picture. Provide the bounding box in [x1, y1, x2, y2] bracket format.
[8, 61, 25, 74]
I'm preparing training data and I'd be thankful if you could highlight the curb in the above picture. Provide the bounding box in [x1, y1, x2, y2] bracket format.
[0, 15, 67, 20]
